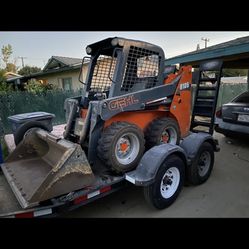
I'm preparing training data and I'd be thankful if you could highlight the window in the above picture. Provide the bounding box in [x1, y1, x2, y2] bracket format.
[62, 78, 72, 91]
[233, 91, 249, 104]
[90, 56, 116, 92]
[121, 46, 160, 92]
[137, 54, 159, 78]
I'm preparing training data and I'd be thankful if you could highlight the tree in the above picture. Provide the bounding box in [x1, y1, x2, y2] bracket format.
[1, 44, 19, 73]
[6, 63, 17, 73]
[18, 66, 42, 76]
[0, 69, 6, 84]
[1, 44, 13, 67]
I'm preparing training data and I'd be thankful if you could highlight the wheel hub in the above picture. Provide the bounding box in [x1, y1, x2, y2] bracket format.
[160, 127, 177, 145]
[115, 133, 140, 165]
[160, 167, 180, 199]
[163, 176, 173, 186]
[198, 151, 211, 177]
[118, 138, 131, 155]
[161, 131, 169, 143]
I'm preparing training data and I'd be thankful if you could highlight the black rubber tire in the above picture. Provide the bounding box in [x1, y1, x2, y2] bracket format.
[97, 122, 145, 173]
[145, 117, 180, 148]
[14, 121, 49, 146]
[143, 155, 185, 209]
[187, 142, 214, 185]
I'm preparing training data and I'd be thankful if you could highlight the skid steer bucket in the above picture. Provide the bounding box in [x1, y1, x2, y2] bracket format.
[1, 128, 95, 208]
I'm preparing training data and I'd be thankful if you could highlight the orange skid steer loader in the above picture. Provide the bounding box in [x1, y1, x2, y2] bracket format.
[0, 37, 222, 213]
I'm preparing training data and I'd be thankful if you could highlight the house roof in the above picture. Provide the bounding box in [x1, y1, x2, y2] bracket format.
[6, 56, 85, 84]
[4, 72, 22, 79]
[221, 76, 248, 84]
[52, 56, 82, 65]
[43, 56, 82, 71]
[165, 35, 249, 68]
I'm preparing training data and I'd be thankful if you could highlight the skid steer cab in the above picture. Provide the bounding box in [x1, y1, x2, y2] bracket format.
[0, 37, 222, 214]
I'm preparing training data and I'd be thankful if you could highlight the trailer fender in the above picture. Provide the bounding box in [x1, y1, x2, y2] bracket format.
[125, 143, 188, 186]
[179, 132, 219, 162]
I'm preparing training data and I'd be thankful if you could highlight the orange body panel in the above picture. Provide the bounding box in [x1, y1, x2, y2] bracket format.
[169, 66, 192, 137]
[104, 110, 168, 131]
[164, 73, 178, 84]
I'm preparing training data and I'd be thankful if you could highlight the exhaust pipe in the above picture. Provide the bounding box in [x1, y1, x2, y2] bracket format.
[1, 128, 95, 208]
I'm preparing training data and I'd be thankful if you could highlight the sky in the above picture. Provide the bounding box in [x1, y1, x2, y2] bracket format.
[1, 31, 249, 69]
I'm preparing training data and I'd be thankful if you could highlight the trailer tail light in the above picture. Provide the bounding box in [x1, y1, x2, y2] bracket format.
[216, 108, 222, 118]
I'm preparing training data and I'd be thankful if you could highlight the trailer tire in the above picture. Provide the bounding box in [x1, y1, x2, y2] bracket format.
[145, 117, 180, 148]
[14, 121, 50, 146]
[187, 142, 214, 185]
[97, 122, 145, 173]
[143, 155, 185, 209]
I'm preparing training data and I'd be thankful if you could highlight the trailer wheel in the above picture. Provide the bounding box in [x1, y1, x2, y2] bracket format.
[97, 122, 145, 173]
[187, 142, 214, 185]
[143, 155, 185, 209]
[145, 117, 180, 148]
[14, 121, 49, 146]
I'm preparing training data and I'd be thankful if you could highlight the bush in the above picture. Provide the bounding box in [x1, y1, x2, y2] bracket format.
[0, 82, 13, 92]
[0, 69, 13, 93]
[24, 79, 57, 93]
[0, 138, 9, 160]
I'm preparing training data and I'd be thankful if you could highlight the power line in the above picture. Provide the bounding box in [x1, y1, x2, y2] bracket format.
[27, 57, 48, 60]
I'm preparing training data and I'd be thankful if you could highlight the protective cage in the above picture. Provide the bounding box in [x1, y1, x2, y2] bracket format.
[84, 45, 162, 96]
[90, 55, 117, 93]
[121, 46, 161, 92]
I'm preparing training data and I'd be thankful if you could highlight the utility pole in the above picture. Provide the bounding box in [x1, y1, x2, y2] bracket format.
[201, 37, 210, 48]
[18, 56, 27, 68]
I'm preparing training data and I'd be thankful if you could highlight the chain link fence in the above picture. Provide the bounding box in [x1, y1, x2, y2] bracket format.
[0, 83, 247, 134]
[0, 89, 82, 134]
[191, 83, 248, 111]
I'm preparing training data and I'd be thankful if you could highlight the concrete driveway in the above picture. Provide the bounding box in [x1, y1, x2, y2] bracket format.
[63, 132, 249, 218]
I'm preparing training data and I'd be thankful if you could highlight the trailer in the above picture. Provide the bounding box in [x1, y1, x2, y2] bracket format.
[0, 131, 219, 217]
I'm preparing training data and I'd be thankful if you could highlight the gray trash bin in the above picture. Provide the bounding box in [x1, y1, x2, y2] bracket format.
[8, 112, 55, 134]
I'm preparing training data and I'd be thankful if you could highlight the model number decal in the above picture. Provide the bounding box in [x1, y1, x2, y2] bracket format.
[180, 82, 190, 91]
[108, 95, 139, 111]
